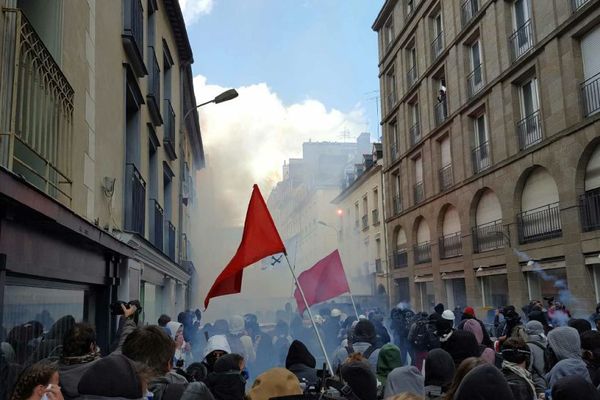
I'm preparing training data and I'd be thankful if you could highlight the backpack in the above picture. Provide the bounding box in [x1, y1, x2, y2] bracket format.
[526, 341, 546, 377]
[345, 344, 377, 360]
[412, 320, 435, 351]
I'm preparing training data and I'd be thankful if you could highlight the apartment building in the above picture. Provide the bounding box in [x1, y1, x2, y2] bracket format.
[0, 0, 203, 350]
[331, 144, 389, 308]
[373, 0, 600, 316]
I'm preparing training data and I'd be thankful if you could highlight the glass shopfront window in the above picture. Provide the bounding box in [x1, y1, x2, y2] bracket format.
[445, 278, 467, 310]
[481, 274, 508, 309]
[141, 282, 163, 325]
[418, 281, 435, 313]
[527, 268, 567, 302]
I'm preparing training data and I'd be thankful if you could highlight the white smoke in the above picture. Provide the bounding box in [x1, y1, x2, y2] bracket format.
[179, 0, 214, 25]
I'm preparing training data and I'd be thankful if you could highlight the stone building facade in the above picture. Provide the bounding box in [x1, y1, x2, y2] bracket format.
[373, 0, 600, 317]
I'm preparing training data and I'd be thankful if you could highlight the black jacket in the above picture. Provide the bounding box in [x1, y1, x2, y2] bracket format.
[502, 369, 534, 400]
[285, 340, 317, 386]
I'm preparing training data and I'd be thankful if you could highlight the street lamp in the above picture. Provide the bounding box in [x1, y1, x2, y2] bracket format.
[182, 88, 239, 122]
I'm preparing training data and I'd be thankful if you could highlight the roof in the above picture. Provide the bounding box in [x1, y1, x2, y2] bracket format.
[331, 162, 382, 204]
[163, 0, 194, 64]
[372, 0, 398, 31]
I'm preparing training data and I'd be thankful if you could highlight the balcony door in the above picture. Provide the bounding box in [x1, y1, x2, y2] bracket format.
[470, 40, 483, 89]
[513, 0, 531, 51]
[519, 78, 540, 146]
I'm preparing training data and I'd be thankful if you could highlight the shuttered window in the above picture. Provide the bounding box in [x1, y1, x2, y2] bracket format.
[522, 168, 559, 211]
[476, 190, 502, 225]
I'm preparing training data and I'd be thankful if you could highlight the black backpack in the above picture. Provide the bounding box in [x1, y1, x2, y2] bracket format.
[412, 320, 435, 351]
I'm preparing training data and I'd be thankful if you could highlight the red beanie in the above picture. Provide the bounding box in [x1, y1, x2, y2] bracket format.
[463, 306, 475, 317]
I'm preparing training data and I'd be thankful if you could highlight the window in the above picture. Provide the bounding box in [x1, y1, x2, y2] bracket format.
[355, 202, 360, 228]
[467, 39, 484, 97]
[386, 68, 397, 111]
[362, 196, 369, 229]
[471, 113, 490, 174]
[526, 268, 567, 301]
[431, 12, 444, 61]
[409, 102, 420, 146]
[509, 0, 533, 61]
[406, 0, 414, 17]
[384, 15, 395, 48]
[389, 121, 399, 160]
[141, 282, 163, 326]
[581, 25, 600, 116]
[445, 278, 467, 310]
[414, 156, 424, 204]
[373, 188, 380, 224]
[481, 274, 509, 308]
[418, 281, 435, 312]
[517, 78, 542, 149]
[434, 78, 448, 126]
[392, 172, 402, 214]
[439, 136, 453, 191]
[407, 46, 418, 87]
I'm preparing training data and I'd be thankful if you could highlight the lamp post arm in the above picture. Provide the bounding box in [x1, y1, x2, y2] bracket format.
[182, 99, 215, 122]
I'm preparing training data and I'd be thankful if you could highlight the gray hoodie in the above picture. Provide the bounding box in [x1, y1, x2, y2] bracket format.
[526, 321, 547, 395]
[332, 342, 380, 374]
[383, 366, 424, 398]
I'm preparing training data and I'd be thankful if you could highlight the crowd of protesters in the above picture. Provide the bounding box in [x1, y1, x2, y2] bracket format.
[3, 297, 600, 400]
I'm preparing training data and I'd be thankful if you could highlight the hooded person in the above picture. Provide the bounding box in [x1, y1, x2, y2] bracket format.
[461, 319, 495, 365]
[581, 330, 600, 387]
[206, 354, 246, 400]
[285, 340, 317, 387]
[28, 315, 76, 364]
[77, 354, 148, 400]
[500, 338, 536, 400]
[383, 366, 424, 399]
[203, 335, 231, 375]
[332, 320, 380, 374]
[551, 375, 600, 400]
[376, 343, 402, 388]
[569, 318, 592, 335]
[436, 311, 479, 367]
[545, 326, 592, 387]
[429, 304, 445, 324]
[524, 320, 547, 395]
[166, 322, 190, 369]
[453, 363, 515, 400]
[456, 307, 493, 348]
[423, 349, 454, 400]
[59, 323, 102, 400]
[227, 316, 256, 366]
[246, 368, 303, 400]
[341, 361, 378, 400]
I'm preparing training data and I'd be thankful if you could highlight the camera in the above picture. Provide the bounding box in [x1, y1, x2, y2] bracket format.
[110, 300, 142, 316]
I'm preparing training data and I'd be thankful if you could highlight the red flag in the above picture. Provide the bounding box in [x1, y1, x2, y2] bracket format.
[294, 250, 350, 315]
[204, 185, 285, 309]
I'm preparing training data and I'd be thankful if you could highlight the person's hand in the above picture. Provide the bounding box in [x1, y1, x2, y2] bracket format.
[45, 384, 64, 400]
[121, 303, 138, 319]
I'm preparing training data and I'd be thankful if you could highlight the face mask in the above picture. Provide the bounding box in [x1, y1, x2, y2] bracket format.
[41, 395, 49, 400]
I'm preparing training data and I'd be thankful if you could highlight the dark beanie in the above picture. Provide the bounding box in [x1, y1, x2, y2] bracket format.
[353, 320, 376, 344]
[213, 353, 243, 372]
[581, 330, 600, 352]
[285, 340, 316, 369]
[341, 361, 378, 400]
[454, 364, 513, 400]
[434, 303, 445, 315]
[78, 354, 143, 399]
[568, 319, 592, 335]
[424, 349, 455, 388]
[552, 375, 600, 400]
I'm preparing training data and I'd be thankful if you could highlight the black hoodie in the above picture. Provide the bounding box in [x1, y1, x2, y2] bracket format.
[206, 354, 246, 400]
[78, 354, 143, 399]
[285, 340, 317, 387]
[454, 364, 515, 400]
[552, 375, 600, 400]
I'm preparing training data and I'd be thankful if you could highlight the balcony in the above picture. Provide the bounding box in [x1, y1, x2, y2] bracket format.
[517, 202, 562, 244]
[472, 219, 505, 253]
[393, 195, 402, 215]
[471, 141, 490, 174]
[439, 163, 453, 191]
[147, 47, 162, 126]
[362, 215, 369, 230]
[163, 100, 177, 160]
[467, 64, 484, 98]
[387, 91, 398, 111]
[407, 65, 418, 88]
[461, 0, 479, 28]
[517, 110, 542, 150]
[580, 189, 600, 232]
[0, 9, 74, 206]
[167, 221, 176, 261]
[434, 97, 448, 127]
[414, 181, 424, 205]
[393, 249, 408, 269]
[509, 19, 534, 62]
[581, 72, 600, 118]
[181, 233, 190, 262]
[125, 163, 146, 236]
[439, 232, 462, 259]
[150, 200, 164, 251]
[409, 122, 421, 147]
[414, 242, 431, 264]
[375, 258, 383, 274]
[431, 31, 444, 63]
[372, 209, 380, 225]
[572, 0, 592, 12]
[122, 0, 146, 77]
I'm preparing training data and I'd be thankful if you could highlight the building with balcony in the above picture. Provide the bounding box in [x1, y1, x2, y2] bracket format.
[0, 0, 204, 351]
[373, 0, 600, 316]
[331, 144, 388, 308]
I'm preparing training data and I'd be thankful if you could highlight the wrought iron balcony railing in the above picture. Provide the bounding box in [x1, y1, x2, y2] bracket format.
[407, 65, 418, 88]
[581, 72, 600, 118]
[150, 199, 164, 251]
[439, 163, 453, 191]
[472, 219, 505, 253]
[409, 122, 421, 147]
[125, 163, 146, 236]
[517, 202, 562, 244]
[414, 242, 431, 264]
[375, 258, 383, 274]
[122, 0, 146, 76]
[439, 232, 462, 259]
[471, 141, 490, 174]
[509, 19, 534, 62]
[372, 209, 380, 225]
[362, 215, 369, 230]
[434, 97, 448, 127]
[580, 189, 600, 232]
[164, 99, 177, 159]
[572, 0, 592, 12]
[393, 249, 408, 269]
[147, 47, 162, 125]
[517, 110, 542, 150]
[461, 0, 479, 28]
[414, 181, 424, 205]
[431, 31, 444, 62]
[168, 221, 176, 261]
[0, 9, 74, 205]
[393, 195, 402, 215]
[467, 64, 484, 98]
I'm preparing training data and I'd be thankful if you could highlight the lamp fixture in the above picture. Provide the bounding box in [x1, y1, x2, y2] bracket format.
[527, 260, 536, 267]
[477, 266, 483, 272]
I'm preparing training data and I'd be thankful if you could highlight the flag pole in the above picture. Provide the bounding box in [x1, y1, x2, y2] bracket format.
[284, 254, 334, 375]
[348, 290, 360, 320]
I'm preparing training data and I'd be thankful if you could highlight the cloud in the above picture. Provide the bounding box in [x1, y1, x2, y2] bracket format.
[179, 0, 213, 25]
[192, 74, 368, 225]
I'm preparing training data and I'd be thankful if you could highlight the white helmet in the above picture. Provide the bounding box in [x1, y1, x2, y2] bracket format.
[331, 308, 342, 318]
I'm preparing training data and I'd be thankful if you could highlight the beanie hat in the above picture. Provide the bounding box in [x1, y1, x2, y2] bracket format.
[548, 326, 582, 361]
[434, 303, 445, 315]
[454, 364, 513, 400]
[229, 315, 245, 335]
[341, 361, 378, 400]
[526, 320, 544, 336]
[442, 310, 455, 321]
[528, 310, 548, 326]
[78, 354, 143, 399]
[247, 368, 303, 400]
[285, 340, 316, 369]
[463, 307, 475, 317]
[581, 330, 600, 352]
[568, 319, 592, 336]
[424, 349, 455, 388]
[552, 375, 600, 400]
[353, 320, 376, 344]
